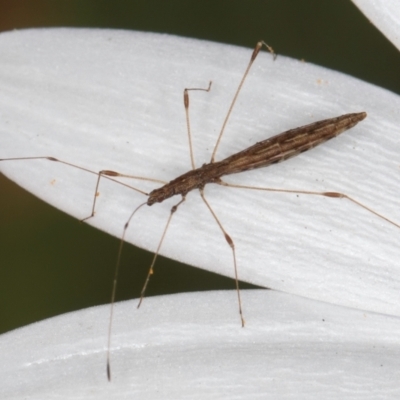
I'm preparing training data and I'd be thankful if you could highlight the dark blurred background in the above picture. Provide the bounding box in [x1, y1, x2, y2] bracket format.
[1, 0, 400, 335]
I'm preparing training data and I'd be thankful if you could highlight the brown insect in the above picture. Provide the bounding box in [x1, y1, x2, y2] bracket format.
[1, 41, 398, 381]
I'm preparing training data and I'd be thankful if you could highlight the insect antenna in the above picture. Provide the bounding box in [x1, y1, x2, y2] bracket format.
[106, 200, 147, 381]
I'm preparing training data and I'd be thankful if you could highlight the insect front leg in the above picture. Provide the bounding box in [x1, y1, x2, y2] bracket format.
[80, 169, 166, 222]
[137, 195, 187, 308]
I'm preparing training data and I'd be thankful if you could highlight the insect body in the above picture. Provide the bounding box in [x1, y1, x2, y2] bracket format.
[1, 40, 396, 382]
[148, 112, 366, 205]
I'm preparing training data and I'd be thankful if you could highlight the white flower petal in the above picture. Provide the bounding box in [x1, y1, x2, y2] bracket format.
[352, 0, 400, 51]
[2, 290, 400, 399]
[1, 29, 400, 318]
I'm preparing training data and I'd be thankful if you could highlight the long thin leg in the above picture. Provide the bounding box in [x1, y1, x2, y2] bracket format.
[106, 189, 185, 381]
[81, 169, 166, 222]
[211, 41, 276, 163]
[137, 195, 187, 308]
[199, 188, 245, 328]
[218, 180, 400, 229]
[0, 156, 166, 220]
[107, 196, 187, 381]
[184, 81, 212, 170]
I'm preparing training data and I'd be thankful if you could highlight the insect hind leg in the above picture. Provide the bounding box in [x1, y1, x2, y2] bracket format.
[218, 180, 400, 230]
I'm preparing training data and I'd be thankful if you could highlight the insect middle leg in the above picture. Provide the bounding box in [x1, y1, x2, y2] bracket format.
[200, 187, 245, 327]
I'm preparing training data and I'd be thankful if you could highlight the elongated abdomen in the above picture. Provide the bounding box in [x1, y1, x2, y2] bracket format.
[147, 112, 367, 205]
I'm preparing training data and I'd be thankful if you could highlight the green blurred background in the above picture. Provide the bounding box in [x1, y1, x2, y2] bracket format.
[1, 0, 400, 335]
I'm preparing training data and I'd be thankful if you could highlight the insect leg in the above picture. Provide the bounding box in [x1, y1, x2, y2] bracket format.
[199, 187, 245, 328]
[81, 169, 167, 222]
[218, 180, 400, 230]
[183, 81, 212, 170]
[137, 195, 187, 308]
[211, 41, 275, 163]
[0, 155, 164, 221]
